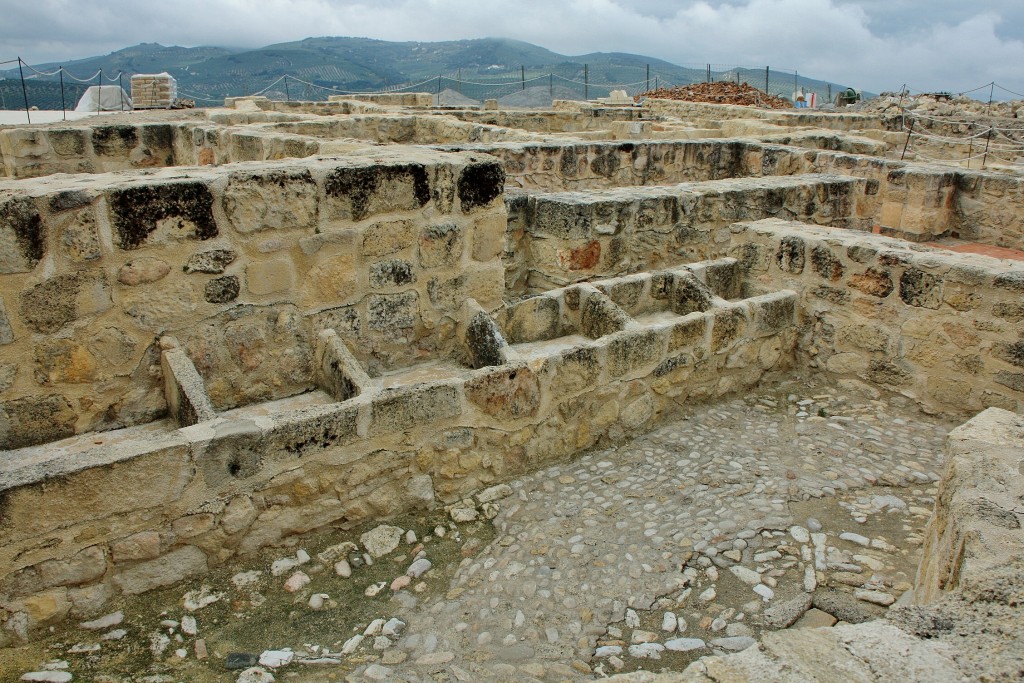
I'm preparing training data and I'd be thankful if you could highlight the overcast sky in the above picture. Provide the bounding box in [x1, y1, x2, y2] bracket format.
[3, 0, 1023, 96]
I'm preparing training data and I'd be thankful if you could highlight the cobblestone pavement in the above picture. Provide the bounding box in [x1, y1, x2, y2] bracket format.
[375, 376, 951, 681]
[10, 375, 955, 683]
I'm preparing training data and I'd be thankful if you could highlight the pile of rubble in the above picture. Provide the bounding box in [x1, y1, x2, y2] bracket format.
[638, 82, 791, 109]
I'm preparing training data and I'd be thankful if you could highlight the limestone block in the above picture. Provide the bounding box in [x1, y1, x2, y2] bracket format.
[668, 313, 708, 352]
[315, 329, 373, 401]
[184, 249, 237, 274]
[302, 254, 357, 306]
[457, 162, 505, 213]
[545, 346, 601, 395]
[33, 339, 98, 384]
[369, 259, 416, 289]
[607, 330, 662, 378]
[0, 394, 77, 449]
[247, 258, 296, 296]
[711, 305, 748, 353]
[162, 347, 216, 426]
[107, 181, 217, 250]
[465, 365, 541, 420]
[748, 291, 796, 337]
[580, 293, 630, 339]
[324, 163, 431, 222]
[501, 295, 560, 344]
[363, 219, 416, 257]
[18, 588, 72, 626]
[775, 235, 805, 273]
[223, 169, 318, 233]
[117, 257, 171, 286]
[0, 195, 45, 273]
[56, 206, 102, 262]
[92, 125, 138, 158]
[369, 384, 461, 436]
[419, 222, 463, 267]
[899, 268, 944, 309]
[0, 441, 191, 541]
[368, 291, 419, 332]
[36, 546, 107, 588]
[848, 267, 894, 298]
[471, 213, 506, 262]
[111, 531, 162, 562]
[112, 546, 208, 595]
[205, 276, 240, 304]
[461, 304, 508, 369]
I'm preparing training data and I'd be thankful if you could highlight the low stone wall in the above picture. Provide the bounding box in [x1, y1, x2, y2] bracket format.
[0, 150, 507, 449]
[509, 191, 1024, 415]
[265, 115, 544, 145]
[465, 139, 1024, 249]
[505, 173, 869, 294]
[0, 261, 797, 635]
[641, 99, 894, 132]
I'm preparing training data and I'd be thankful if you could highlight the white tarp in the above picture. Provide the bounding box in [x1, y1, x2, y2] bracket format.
[75, 85, 132, 112]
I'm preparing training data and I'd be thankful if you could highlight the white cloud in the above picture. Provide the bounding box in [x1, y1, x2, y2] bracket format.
[3, 0, 1023, 96]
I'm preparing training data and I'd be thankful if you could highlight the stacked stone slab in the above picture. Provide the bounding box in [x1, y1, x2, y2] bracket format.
[130, 73, 177, 109]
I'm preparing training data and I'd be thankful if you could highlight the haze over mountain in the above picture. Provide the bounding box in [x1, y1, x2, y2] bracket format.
[1, 36, 848, 109]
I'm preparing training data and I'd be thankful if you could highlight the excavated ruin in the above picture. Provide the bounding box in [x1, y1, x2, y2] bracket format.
[0, 94, 1022, 682]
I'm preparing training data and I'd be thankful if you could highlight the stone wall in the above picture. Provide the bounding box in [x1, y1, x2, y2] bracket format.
[505, 173, 869, 294]
[508, 184, 1024, 415]
[467, 139, 1024, 249]
[0, 259, 797, 634]
[0, 150, 507, 450]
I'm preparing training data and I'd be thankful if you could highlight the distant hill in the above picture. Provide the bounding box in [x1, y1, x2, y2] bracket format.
[1, 38, 854, 109]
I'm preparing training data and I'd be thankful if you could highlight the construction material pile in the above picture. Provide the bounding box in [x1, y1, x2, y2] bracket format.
[637, 81, 791, 109]
[131, 72, 178, 109]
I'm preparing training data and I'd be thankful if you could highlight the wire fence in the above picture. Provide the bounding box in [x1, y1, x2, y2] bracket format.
[1, 56, 853, 117]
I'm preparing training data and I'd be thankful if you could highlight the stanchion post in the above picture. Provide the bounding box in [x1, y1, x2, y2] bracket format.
[982, 127, 993, 169]
[901, 119, 914, 160]
[18, 57, 31, 124]
[60, 67, 66, 120]
[765, 66, 769, 94]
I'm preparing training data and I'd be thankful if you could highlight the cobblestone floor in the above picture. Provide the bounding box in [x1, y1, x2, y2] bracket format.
[8, 373, 955, 683]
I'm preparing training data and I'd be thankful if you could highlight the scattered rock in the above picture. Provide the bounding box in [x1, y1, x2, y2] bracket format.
[665, 638, 706, 652]
[236, 667, 275, 683]
[361, 525, 404, 558]
[855, 589, 896, 606]
[710, 636, 757, 651]
[80, 612, 123, 631]
[283, 571, 310, 593]
[20, 673, 73, 683]
[258, 650, 294, 668]
[762, 594, 813, 628]
[628, 643, 665, 659]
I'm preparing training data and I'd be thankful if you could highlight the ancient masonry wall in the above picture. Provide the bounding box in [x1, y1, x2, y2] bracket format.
[0, 258, 797, 630]
[0, 151, 507, 450]
[513, 181, 1024, 416]
[469, 140, 1024, 249]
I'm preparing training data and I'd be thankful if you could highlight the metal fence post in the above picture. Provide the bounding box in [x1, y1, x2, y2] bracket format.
[60, 67, 67, 119]
[17, 58, 31, 124]
[765, 66, 769, 94]
[97, 70, 102, 114]
[521, 65, 525, 91]
[706, 64, 711, 83]
[584, 64, 588, 100]
[646, 63, 650, 92]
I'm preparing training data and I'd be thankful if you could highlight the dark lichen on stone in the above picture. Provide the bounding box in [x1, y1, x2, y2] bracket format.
[465, 312, 506, 369]
[108, 182, 217, 250]
[205, 275, 240, 304]
[324, 164, 431, 221]
[457, 162, 505, 212]
[776, 235, 806, 273]
[0, 195, 45, 271]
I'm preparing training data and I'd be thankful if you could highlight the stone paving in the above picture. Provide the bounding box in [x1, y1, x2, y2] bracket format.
[370, 375, 950, 682]
[10, 373, 955, 682]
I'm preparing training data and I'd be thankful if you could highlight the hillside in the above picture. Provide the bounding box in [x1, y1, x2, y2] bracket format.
[1, 38, 852, 109]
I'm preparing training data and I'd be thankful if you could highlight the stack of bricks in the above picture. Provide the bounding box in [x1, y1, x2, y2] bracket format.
[131, 73, 178, 109]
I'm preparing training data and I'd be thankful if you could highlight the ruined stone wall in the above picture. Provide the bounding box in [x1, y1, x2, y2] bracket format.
[471, 140, 1024, 249]
[265, 115, 542, 145]
[0, 150, 506, 450]
[0, 260, 797, 631]
[719, 219, 1024, 416]
[505, 173, 869, 294]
